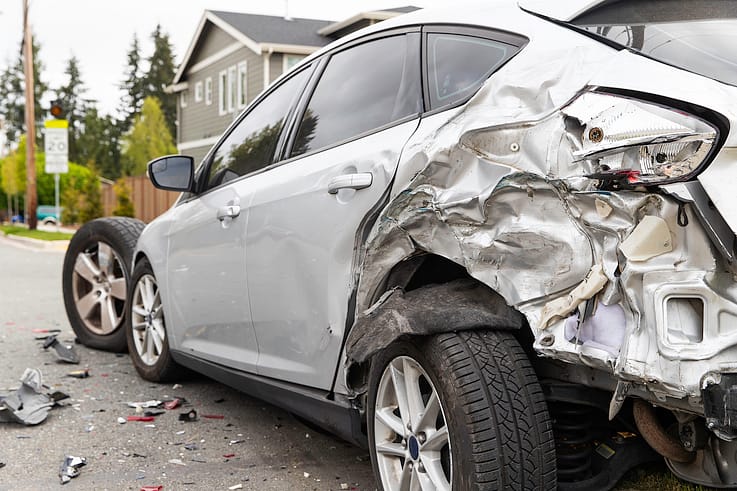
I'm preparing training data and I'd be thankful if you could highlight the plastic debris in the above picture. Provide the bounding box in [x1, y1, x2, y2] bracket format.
[229, 439, 244, 445]
[168, 458, 186, 466]
[67, 368, 90, 379]
[303, 472, 310, 478]
[0, 461, 5, 469]
[178, 409, 198, 422]
[126, 416, 155, 422]
[144, 410, 165, 417]
[59, 455, 86, 484]
[117, 417, 127, 424]
[163, 398, 183, 410]
[127, 400, 162, 409]
[202, 414, 224, 419]
[223, 453, 235, 458]
[0, 368, 55, 425]
[43, 335, 80, 364]
[340, 484, 349, 490]
[229, 485, 243, 490]
[140, 486, 163, 491]
[172, 384, 182, 390]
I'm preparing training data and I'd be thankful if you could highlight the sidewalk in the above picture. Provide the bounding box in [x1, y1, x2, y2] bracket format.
[0, 233, 69, 252]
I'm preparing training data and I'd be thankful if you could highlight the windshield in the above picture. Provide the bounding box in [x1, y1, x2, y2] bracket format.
[571, 0, 737, 87]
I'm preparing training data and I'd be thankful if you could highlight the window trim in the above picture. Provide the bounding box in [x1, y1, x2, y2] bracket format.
[180, 90, 188, 108]
[194, 81, 203, 103]
[283, 54, 305, 73]
[205, 77, 213, 106]
[420, 24, 528, 116]
[218, 70, 227, 115]
[227, 65, 237, 113]
[237, 61, 248, 109]
[282, 27, 423, 161]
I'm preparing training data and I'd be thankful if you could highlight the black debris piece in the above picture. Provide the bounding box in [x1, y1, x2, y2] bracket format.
[43, 335, 80, 364]
[179, 409, 198, 422]
[0, 368, 55, 425]
[144, 409, 166, 417]
[59, 455, 86, 484]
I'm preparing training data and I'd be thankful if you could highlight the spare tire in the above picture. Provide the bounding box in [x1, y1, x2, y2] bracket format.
[62, 217, 145, 352]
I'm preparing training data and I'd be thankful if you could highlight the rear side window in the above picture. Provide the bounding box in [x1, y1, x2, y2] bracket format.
[290, 34, 421, 157]
[426, 32, 523, 110]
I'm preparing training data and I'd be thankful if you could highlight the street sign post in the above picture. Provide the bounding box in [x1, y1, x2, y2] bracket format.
[44, 120, 69, 228]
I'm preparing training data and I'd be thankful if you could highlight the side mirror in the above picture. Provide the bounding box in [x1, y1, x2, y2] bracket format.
[147, 155, 195, 192]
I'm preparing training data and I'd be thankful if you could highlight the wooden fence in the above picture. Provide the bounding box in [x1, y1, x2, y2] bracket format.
[102, 175, 179, 223]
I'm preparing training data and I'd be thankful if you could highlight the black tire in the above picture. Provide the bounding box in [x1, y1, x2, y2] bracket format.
[126, 257, 179, 382]
[367, 330, 556, 490]
[62, 217, 145, 352]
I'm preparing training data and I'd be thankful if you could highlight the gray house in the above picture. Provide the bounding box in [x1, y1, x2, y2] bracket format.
[170, 7, 418, 164]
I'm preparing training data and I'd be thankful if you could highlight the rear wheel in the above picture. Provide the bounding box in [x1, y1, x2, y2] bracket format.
[62, 217, 145, 351]
[367, 330, 556, 490]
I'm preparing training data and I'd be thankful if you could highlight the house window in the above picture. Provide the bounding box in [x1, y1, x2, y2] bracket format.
[180, 90, 188, 108]
[237, 62, 248, 109]
[228, 65, 237, 113]
[194, 81, 203, 102]
[218, 70, 227, 115]
[205, 77, 213, 105]
[283, 54, 304, 72]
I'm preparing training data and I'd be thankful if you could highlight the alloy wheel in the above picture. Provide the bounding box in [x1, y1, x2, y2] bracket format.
[130, 273, 165, 366]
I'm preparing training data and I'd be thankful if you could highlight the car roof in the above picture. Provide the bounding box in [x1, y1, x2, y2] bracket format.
[516, 0, 606, 21]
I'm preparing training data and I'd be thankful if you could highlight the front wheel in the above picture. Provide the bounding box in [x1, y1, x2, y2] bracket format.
[367, 330, 556, 490]
[126, 257, 180, 382]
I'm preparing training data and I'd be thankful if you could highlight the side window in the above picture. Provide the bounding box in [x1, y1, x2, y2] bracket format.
[204, 68, 311, 191]
[427, 33, 519, 110]
[291, 34, 421, 158]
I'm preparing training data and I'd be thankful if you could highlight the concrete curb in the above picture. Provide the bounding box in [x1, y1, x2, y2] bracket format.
[0, 233, 69, 252]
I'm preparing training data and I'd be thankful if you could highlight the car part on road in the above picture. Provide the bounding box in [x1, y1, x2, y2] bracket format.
[58, 455, 86, 485]
[367, 331, 556, 490]
[127, 257, 180, 382]
[62, 217, 145, 352]
[179, 409, 198, 422]
[42, 334, 79, 364]
[66, 368, 90, 378]
[0, 368, 55, 426]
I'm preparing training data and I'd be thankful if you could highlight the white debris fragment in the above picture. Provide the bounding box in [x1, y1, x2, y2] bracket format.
[168, 458, 186, 466]
[538, 264, 609, 329]
[117, 417, 126, 424]
[228, 485, 243, 490]
[303, 472, 310, 478]
[595, 198, 612, 218]
[620, 215, 672, 261]
[341, 484, 349, 490]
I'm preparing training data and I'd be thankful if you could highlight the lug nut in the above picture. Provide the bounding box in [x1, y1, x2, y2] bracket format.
[417, 432, 426, 444]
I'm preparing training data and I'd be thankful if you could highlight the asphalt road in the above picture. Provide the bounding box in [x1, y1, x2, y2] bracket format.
[0, 237, 376, 490]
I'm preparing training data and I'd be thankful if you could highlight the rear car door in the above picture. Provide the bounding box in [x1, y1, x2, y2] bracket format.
[163, 67, 313, 372]
[245, 31, 423, 389]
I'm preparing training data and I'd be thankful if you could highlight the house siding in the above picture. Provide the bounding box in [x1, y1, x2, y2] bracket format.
[192, 23, 240, 62]
[269, 53, 283, 84]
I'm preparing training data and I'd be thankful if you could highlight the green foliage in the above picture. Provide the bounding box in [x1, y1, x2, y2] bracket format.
[0, 135, 29, 197]
[58, 161, 97, 225]
[78, 163, 103, 224]
[121, 96, 177, 176]
[0, 37, 48, 147]
[0, 225, 72, 241]
[55, 56, 89, 164]
[76, 107, 122, 179]
[119, 34, 146, 133]
[144, 25, 177, 138]
[112, 178, 135, 217]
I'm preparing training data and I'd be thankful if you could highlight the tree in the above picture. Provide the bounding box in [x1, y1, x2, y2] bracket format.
[112, 178, 135, 217]
[56, 56, 89, 163]
[76, 108, 122, 179]
[0, 136, 29, 217]
[119, 34, 146, 132]
[143, 25, 177, 137]
[121, 96, 176, 176]
[0, 37, 48, 147]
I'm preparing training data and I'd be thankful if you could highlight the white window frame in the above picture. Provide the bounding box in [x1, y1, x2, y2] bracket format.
[218, 70, 227, 115]
[227, 65, 237, 114]
[205, 77, 212, 106]
[180, 90, 188, 108]
[194, 81, 203, 103]
[237, 61, 248, 109]
[283, 54, 304, 73]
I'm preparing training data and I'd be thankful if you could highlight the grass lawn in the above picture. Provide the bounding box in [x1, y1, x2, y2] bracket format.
[0, 224, 73, 241]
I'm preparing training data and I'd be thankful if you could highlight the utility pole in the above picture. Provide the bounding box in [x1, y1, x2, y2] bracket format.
[22, 0, 38, 230]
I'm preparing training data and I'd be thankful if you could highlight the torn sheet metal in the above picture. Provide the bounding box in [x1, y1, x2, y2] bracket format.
[59, 455, 86, 484]
[343, 26, 737, 412]
[0, 368, 54, 425]
[43, 334, 80, 364]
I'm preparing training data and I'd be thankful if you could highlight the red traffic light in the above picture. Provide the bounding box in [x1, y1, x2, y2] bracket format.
[50, 100, 64, 119]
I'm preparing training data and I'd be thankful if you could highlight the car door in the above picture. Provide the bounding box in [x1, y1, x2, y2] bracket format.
[245, 31, 423, 389]
[163, 67, 313, 372]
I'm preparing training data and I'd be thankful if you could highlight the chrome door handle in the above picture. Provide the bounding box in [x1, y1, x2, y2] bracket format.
[217, 205, 241, 220]
[327, 173, 373, 194]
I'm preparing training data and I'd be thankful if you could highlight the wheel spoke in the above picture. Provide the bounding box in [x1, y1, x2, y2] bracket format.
[110, 277, 126, 300]
[100, 297, 118, 334]
[422, 425, 449, 452]
[410, 466, 421, 491]
[399, 461, 413, 491]
[416, 468, 437, 491]
[132, 321, 147, 331]
[76, 290, 99, 319]
[74, 253, 100, 285]
[150, 324, 164, 354]
[403, 358, 426, 432]
[390, 363, 412, 433]
[132, 304, 148, 317]
[376, 407, 405, 437]
[415, 391, 441, 434]
[420, 455, 450, 491]
[97, 242, 114, 276]
[376, 442, 406, 458]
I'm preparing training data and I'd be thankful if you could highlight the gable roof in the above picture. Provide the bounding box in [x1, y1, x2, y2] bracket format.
[317, 6, 420, 37]
[210, 10, 333, 47]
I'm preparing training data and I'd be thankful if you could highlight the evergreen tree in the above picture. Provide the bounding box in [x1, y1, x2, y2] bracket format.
[56, 56, 89, 163]
[0, 37, 48, 146]
[143, 25, 177, 137]
[119, 34, 146, 132]
[121, 96, 176, 176]
[77, 108, 122, 179]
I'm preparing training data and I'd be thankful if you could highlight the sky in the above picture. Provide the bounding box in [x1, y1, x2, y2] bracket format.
[0, 0, 445, 117]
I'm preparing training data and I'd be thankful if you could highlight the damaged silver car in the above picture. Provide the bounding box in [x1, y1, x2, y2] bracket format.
[62, 0, 737, 488]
